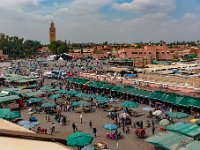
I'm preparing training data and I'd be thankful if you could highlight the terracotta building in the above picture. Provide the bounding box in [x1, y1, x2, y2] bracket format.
[117, 45, 177, 61]
[49, 20, 56, 43]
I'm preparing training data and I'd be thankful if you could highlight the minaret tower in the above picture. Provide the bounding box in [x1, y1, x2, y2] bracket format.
[49, 20, 56, 43]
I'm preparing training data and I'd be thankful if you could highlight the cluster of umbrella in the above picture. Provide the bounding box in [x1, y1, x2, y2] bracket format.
[26, 97, 57, 109]
[66, 124, 118, 149]
[149, 110, 191, 127]
[152, 110, 189, 120]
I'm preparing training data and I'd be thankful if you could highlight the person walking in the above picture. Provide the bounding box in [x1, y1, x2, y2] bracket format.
[140, 120, 143, 129]
[122, 121, 125, 132]
[151, 120, 155, 127]
[93, 127, 97, 137]
[95, 102, 98, 109]
[80, 113, 83, 124]
[89, 120, 92, 128]
[116, 142, 119, 150]
[152, 126, 156, 135]
[72, 122, 76, 133]
[63, 116, 66, 126]
[50, 122, 55, 135]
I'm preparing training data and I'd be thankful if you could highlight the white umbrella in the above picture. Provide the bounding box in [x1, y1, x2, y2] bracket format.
[142, 107, 154, 111]
[58, 57, 64, 61]
[152, 110, 162, 116]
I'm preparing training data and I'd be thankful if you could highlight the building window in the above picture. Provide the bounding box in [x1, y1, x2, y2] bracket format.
[156, 52, 159, 54]
[149, 52, 151, 54]
[167, 52, 169, 54]
[139, 52, 142, 54]
[132, 52, 138, 54]
[144, 52, 146, 54]
[162, 52, 164, 54]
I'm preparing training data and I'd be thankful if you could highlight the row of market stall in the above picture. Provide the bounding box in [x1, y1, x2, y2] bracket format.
[145, 122, 200, 150]
[0, 74, 39, 87]
[67, 77, 200, 109]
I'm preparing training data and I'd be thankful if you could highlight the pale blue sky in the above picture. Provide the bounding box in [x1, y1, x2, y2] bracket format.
[0, 0, 199, 44]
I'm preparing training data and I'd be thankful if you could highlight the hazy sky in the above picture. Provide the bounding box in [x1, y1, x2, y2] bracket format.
[0, 0, 200, 44]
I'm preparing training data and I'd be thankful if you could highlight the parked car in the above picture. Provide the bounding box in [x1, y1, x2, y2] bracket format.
[51, 70, 66, 79]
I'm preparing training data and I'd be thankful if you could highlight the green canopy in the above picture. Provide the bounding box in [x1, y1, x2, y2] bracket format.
[23, 91, 44, 98]
[67, 132, 94, 147]
[28, 84, 38, 89]
[57, 89, 69, 94]
[72, 101, 90, 107]
[2, 87, 22, 92]
[145, 132, 193, 150]
[109, 59, 133, 63]
[166, 112, 189, 119]
[0, 108, 21, 119]
[67, 78, 89, 85]
[40, 85, 51, 91]
[196, 120, 200, 126]
[111, 85, 123, 92]
[119, 86, 135, 94]
[182, 141, 200, 150]
[10, 89, 33, 96]
[41, 102, 56, 108]
[74, 92, 95, 99]
[150, 91, 166, 101]
[66, 90, 79, 96]
[163, 93, 178, 104]
[49, 94, 61, 100]
[72, 101, 81, 107]
[85, 80, 112, 89]
[0, 93, 8, 97]
[101, 83, 113, 89]
[188, 98, 200, 109]
[40, 86, 59, 92]
[166, 122, 200, 138]
[75, 93, 87, 98]
[121, 101, 139, 108]
[130, 89, 152, 98]
[96, 96, 110, 103]
[0, 95, 21, 103]
[27, 98, 44, 104]
[150, 91, 200, 109]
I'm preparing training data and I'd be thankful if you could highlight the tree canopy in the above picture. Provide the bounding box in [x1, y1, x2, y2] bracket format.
[48, 40, 69, 55]
[0, 34, 42, 58]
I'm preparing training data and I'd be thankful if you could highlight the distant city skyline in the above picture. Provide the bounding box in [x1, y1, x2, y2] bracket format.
[0, 0, 200, 44]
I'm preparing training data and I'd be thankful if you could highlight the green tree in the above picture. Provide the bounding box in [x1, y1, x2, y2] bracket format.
[0, 34, 41, 58]
[48, 40, 69, 55]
